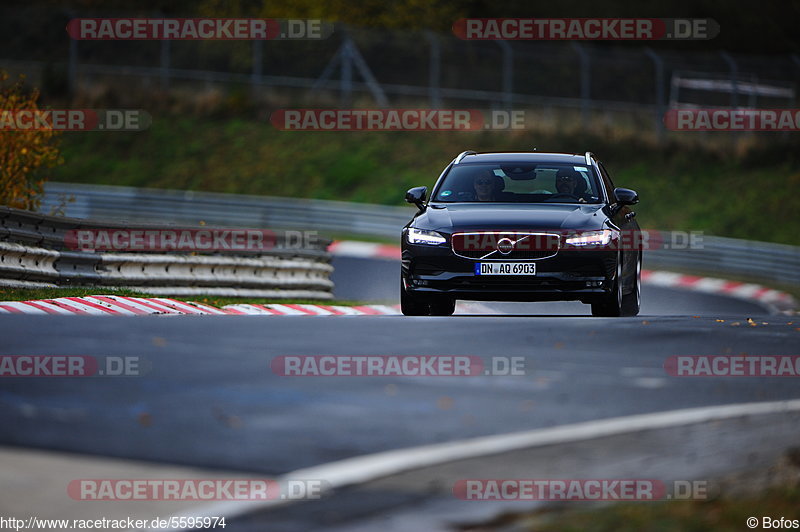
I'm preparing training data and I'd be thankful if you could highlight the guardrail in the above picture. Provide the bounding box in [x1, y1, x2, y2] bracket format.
[644, 236, 800, 286]
[43, 182, 409, 239]
[42, 182, 800, 287]
[0, 203, 334, 299]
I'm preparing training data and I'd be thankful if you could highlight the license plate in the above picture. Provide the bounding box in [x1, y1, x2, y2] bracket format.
[474, 262, 536, 276]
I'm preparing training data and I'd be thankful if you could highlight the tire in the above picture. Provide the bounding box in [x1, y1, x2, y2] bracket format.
[429, 298, 455, 316]
[401, 282, 430, 316]
[591, 254, 623, 317]
[621, 252, 642, 317]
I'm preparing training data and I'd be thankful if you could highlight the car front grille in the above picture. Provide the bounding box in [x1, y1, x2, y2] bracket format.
[451, 232, 560, 261]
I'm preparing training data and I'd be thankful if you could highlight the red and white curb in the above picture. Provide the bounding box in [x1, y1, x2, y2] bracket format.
[0, 297, 405, 316]
[0, 296, 230, 316]
[328, 240, 402, 260]
[0, 298, 494, 316]
[221, 303, 402, 316]
[329, 240, 797, 312]
[640, 271, 795, 311]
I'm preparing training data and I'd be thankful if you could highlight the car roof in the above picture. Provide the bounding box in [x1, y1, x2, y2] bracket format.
[457, 152, 588, 164]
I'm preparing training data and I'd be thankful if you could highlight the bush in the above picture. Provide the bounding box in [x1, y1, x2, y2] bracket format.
[0, 70, 63, 209]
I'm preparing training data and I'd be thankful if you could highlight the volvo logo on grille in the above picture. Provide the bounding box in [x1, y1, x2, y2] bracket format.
[497, 238, 515, 254]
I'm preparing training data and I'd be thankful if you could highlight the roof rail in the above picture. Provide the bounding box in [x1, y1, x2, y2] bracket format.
[584, 152, 594, 165]
[455, 150, 477, 164]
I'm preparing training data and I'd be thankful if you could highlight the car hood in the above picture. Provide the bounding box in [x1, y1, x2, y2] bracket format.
[414, 203, 607, 233]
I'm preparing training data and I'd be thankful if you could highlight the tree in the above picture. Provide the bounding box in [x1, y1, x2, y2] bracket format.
[0, 70, 63, 210]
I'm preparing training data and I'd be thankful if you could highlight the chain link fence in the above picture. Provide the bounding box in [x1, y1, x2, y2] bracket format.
[2, 6, 800, 134]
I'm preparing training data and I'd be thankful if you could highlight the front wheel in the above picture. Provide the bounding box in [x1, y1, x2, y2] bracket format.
[591, 255, 623, 317]
[620, 252, 642, 317]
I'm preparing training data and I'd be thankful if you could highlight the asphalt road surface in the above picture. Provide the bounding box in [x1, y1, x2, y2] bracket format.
[0, 257, 796, 476]
[0, 314, 797, 474]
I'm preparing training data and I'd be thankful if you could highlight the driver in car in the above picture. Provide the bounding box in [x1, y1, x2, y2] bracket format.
[473, 170, 501, 201]
[555, 169, 590, 203]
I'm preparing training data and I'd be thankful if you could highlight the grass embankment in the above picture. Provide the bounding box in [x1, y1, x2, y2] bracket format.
[0, 287, 365, 307]
[51, 114, 800, 246]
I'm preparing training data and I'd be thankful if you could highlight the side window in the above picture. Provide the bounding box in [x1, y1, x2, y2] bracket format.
[598, 162, 615, 197]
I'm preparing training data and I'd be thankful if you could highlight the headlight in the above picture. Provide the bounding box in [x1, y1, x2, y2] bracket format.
[565, 229, 615, 246]
[407, 228, 447, 245]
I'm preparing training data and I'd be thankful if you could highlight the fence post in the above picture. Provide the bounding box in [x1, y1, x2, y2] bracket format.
[312, 48, 343, 93]
[425, 31, 442, 108]
[748, 74, 758, 108]
[720, 51, 739, 108]
[345, 40, 389, 107]
[644, 47, 665, 138]
[252, 38, 263, 97]
[572, 43, 590, 125]
[67, 11, 78, 95]
[496, 41, 513, 109]
[68, 39, 78, 95]
[340, 38, 353, 107]
[160, 39, 170, 91]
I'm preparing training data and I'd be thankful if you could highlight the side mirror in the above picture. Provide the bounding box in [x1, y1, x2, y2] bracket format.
[614, 187, 639, 206]
[405, 186, 427, 211]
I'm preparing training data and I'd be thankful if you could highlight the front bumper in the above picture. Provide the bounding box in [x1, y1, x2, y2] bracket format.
[401, 242, 618, 302]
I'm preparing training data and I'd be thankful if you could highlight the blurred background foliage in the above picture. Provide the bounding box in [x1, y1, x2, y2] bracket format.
[1, 0, 798, 243]
[0, 70, 63, 209]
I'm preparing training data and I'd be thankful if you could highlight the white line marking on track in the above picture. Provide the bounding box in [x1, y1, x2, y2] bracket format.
[151, 399, 800, 531]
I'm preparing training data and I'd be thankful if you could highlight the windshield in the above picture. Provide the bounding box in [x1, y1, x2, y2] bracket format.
[433, 162, 603, 203]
